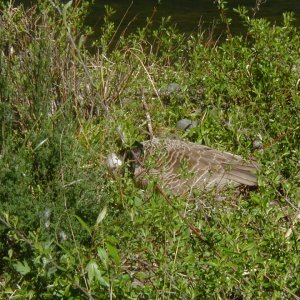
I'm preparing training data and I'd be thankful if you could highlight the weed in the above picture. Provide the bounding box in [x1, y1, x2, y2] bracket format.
[0, 0, 299, 299]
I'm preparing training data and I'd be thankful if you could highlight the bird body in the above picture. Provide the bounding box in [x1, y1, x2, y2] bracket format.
[128, 138, 258, 196]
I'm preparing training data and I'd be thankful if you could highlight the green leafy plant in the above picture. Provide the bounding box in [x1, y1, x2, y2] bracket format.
[0, 0, 299, 298]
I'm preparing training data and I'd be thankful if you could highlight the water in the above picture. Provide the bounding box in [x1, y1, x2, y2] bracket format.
[87, 0, 300, 34]
[14, 0, 300, 36]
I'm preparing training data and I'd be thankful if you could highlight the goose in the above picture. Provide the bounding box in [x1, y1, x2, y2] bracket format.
[122, 138, 258, 196]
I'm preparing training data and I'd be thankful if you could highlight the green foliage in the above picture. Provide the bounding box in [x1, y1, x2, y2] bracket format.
[0, 0, 299, 299]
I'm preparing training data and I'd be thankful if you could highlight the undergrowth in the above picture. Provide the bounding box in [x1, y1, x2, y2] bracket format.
[0, 0, 299, 299]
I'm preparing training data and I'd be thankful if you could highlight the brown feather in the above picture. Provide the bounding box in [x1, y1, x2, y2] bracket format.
[131, 138, 258, 196]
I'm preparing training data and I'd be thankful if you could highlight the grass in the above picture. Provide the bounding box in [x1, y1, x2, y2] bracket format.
[0, 0, 299, 299]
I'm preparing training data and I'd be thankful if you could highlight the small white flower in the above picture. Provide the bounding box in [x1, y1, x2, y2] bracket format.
[59, 231, 68, 241]
[44, 208, 51, 220]
[44, 220, 50, 229]
[42, 257, 49, 265]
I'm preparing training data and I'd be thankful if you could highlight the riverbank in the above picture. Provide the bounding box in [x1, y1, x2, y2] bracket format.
[0, 1, 299, 298]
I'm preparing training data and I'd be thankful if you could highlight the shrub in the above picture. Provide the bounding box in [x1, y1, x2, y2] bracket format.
[0, 0, 299, 298]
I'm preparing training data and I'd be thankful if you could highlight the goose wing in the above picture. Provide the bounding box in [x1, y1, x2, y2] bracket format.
[140, 138, 258, 195]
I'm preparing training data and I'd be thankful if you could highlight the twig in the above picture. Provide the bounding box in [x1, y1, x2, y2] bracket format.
[155, 185, 208, 243]
[108, 1, 133, 50]
[126, 48, 161, 102]
[264, 275, 300, 300]
[252, 0, 267, 18]
[49, 0, 127, 145]
[285, 211, 300, 238]
[141, 88, 154, 139]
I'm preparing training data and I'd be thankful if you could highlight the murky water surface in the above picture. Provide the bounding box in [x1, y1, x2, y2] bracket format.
[15, 0, 300, 36]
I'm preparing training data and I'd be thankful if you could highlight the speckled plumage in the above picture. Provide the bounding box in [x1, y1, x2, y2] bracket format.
[129, 138, 258, 196]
